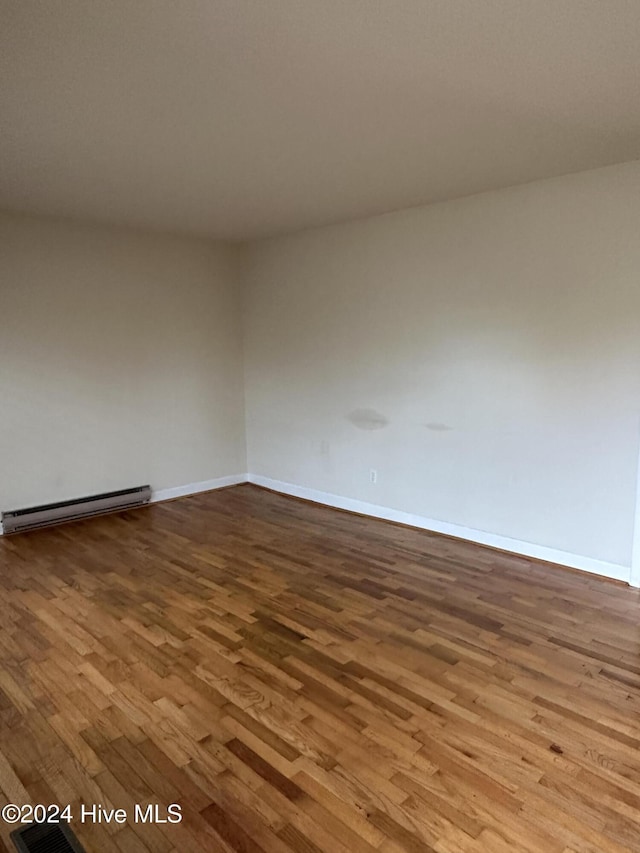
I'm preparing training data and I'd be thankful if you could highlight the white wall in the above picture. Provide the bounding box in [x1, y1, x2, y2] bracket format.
[0, 212, 246, 510]
[242, 161, 640, 576]
[3, 164, 640, 581]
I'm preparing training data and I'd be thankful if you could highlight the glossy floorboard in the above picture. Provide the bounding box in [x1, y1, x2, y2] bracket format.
[0, 484, 639, 852]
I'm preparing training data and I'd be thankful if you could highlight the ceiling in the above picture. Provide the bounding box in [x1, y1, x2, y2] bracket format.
[2, 1, 640, 241]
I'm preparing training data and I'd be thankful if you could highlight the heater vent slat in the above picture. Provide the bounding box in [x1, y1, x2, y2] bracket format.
[2, 485, 151, 534]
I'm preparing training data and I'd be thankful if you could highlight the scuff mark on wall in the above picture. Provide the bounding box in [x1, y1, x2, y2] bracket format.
[347, 409, 389, 430]
[423, 422, 453, 432]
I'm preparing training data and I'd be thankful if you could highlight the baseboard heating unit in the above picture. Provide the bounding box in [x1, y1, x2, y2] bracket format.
[1, 485, 151, 534]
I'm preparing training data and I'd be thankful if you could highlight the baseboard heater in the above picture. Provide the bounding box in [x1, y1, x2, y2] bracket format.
[1, 485, 151, 534]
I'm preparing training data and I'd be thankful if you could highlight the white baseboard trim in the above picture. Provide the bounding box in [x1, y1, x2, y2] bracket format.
[151, 473, 248, 503]
[2, 472, 631, 585]
[248, 474, 630, 584]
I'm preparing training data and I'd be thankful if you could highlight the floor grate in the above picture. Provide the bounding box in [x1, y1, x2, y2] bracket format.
[10, 823, 87, 853]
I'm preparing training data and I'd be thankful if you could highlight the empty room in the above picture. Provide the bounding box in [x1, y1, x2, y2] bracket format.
[1, 2, 640, 851]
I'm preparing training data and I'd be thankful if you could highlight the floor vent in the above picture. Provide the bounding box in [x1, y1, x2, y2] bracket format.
[1, 485, 151, 534]
[10, 822, 87, 853]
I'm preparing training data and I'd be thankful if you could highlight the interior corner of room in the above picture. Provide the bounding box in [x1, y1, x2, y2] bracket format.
[3, 160, 640, 585]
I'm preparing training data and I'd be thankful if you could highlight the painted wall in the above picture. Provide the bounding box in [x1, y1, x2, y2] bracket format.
[0, 212, 246, 510]
[242, 161, 640, 573]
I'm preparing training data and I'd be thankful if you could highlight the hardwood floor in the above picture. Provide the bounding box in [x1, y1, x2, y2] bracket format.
[0, 484, 639, 852]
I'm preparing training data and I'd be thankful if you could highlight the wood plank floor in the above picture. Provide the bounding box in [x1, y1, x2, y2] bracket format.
[0, 484, 639, 852]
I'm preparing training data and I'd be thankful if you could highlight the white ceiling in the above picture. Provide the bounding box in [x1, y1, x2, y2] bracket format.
[2, 1, 640, 241]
